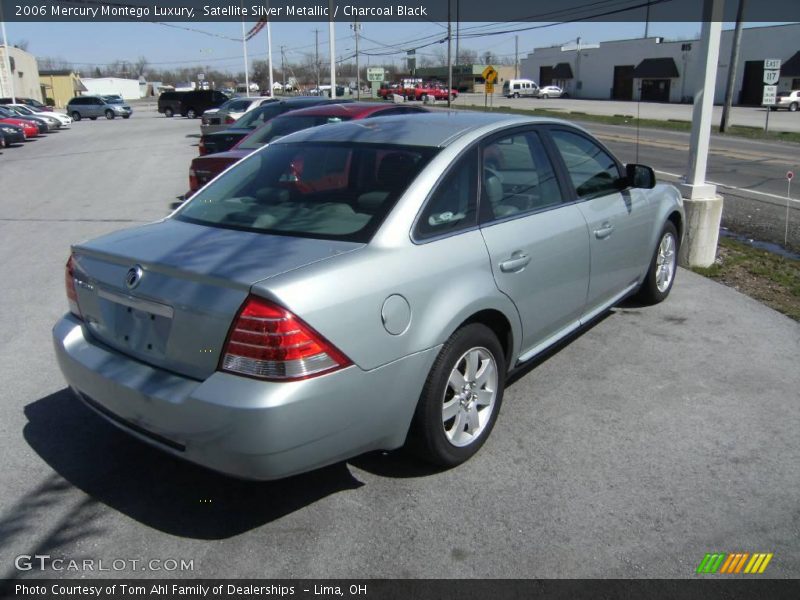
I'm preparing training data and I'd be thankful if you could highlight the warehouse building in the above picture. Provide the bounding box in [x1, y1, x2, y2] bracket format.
[81, 77, 146, 100]
[0, 46, 43, 103]
[519, 23, 800, 104]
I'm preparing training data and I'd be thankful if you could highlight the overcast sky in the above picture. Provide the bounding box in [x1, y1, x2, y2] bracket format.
[5, 21, 785, 73]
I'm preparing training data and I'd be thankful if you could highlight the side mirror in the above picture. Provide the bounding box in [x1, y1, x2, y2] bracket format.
[626, 163, 656, 189]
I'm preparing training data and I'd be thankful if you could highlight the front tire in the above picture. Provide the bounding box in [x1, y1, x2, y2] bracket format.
[186, 108, 197, 119]
[407, 323, 505, 467]
[636, 221, 679, 305]
[164, 107, 174, 118]
[105, 110, 114, 119]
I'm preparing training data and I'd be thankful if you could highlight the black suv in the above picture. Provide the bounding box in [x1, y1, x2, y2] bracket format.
[158, 90, 229, 119]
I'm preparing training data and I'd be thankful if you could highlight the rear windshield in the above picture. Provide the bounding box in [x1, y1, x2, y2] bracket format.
[175, 142, 438, 242]
[234, 102, 290, 130]
[238, 115, 351, 150]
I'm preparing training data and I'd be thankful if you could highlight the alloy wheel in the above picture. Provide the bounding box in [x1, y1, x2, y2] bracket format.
[442, 347, 498, 447]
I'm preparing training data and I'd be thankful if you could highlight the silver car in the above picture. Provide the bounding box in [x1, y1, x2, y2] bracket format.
[201, 97, 275, 134]
[67, 95, 132, 121]
[53, 112, 683, 480]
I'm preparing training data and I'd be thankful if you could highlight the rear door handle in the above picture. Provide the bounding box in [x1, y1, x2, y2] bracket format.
[499, 252, 531, 273]
[594, 222, 615, 239]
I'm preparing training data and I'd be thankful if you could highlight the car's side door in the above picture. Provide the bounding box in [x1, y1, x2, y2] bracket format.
[478, 127, 591, 360]
[547, 127, 656, 316]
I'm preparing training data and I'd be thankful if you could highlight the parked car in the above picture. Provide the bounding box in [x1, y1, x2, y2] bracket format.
[0, 107, 41, 137]
[0, 96, 52, 109]
[0, 122, 26, 145]
[503, 79, 539, 98]
[158, 89, 228, 118]
[538, 85, 565, 99]
[67, 95, 132, 120]
[200, 97, 276, 134]
[189, 102, 428, 194]
[199, 97, 352, 156]
[3, 105, 61, 130]
[6, 103, 72, 126]
[54, 111, 682, 480]
[771, 90, 800, 112]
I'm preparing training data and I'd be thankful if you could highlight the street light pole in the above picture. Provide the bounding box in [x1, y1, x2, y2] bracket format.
[0, 6, 17, 103]
[678, 0, 724, 268]
[266, 1, 274, 97]
[329, 0, 336, 98]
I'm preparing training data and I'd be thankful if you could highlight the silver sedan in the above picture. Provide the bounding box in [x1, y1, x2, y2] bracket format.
[53, 111, 683, 480]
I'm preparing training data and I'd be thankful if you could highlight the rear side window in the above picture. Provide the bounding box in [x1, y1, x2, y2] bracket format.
[415, 148, 478, 240]
[176, 142, 437, 242]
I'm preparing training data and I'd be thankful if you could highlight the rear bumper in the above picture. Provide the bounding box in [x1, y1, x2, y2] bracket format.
[53, 314, 438, 480]
[3, 131, 25, 144]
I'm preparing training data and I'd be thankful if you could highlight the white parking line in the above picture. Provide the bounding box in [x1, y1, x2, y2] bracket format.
[654, 169, 800, 204]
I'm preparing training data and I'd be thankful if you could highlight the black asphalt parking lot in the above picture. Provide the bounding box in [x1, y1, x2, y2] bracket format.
[0, 104, 798, 579]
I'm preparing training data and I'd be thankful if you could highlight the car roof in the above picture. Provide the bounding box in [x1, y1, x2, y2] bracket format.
[279, 110, 575, 147]
[273, 102, 423, 119]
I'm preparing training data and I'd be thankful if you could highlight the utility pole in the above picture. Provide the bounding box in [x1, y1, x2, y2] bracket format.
[329, 0, 336, 98]
[514, 35, 519, 79]
[351, 18, 361, 100]
[447, 1, 452, 108]
[455, 0, 460, 67]
[644, 1, 650, 38]
[575, 37, 581, 99]
[720, 0, 746, 133]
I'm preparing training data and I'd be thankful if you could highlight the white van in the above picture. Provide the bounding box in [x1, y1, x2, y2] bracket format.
[503, 79, 539, 98]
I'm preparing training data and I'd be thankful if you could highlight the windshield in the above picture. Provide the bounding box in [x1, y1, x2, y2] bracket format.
[237, 115, 350, 150]
[175, 142, 438, 242]
[12, 106, 33, 115]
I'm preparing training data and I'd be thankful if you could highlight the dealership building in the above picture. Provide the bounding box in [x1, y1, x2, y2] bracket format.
[0, 46, 44, 102]
[519, 23, 800, 104]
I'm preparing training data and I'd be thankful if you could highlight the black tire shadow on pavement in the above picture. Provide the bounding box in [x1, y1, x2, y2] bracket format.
[22, 389, 364, 540]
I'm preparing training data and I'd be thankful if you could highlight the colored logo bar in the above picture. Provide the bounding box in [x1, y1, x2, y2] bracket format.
[696, 553, 773, 574]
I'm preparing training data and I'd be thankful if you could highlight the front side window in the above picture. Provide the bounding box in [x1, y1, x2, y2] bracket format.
[415, 148, 478, 240]
[176, 142, 437, 242]
[550, 129, 623, 198]
[480, 130, 562, 222]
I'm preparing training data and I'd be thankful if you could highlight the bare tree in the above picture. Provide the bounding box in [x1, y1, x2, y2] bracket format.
[14, 39, 29, 51]
[134, 56, 148, 77]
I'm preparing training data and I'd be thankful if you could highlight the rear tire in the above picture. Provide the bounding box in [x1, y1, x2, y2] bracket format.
[164, 107, 174, 118]
[790, 102, 798, 113]
[105, 110, 114, 119]
[407, 323, 505, 467]
[186, 108, 197, 119]
[71, 111, 81, 121]
[513, 92, 520, 98]
[636, 221, 679, 305]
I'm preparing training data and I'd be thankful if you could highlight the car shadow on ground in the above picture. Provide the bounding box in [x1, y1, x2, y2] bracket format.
[22, 389, 364, 540]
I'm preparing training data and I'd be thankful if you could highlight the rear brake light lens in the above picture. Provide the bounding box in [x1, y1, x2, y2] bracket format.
[221, 296, 351, 381]
[65, 255, 81, 318]
[225, 115, 235, 124]
[198, 139, 206, 155]
[189, 167, 198, 191]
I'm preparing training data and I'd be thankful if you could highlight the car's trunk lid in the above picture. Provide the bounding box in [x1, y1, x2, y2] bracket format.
[71, 218, 362, 380]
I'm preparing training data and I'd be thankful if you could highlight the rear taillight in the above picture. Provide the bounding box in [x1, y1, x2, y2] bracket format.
[65, 255, 81, 318]
[198, 139, 206, 155]
[189, 167, 198, 191]
[225, 115, 235, 124]
[221, 295, 351, 381]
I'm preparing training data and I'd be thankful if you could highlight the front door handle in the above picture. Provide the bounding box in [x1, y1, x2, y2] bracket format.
[594, 222, 615, 239]
[499, 252, 531, 273]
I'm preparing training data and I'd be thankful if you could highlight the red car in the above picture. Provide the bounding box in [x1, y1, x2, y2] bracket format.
[0, 116, 39, 138]
[188, 102, 428, 195]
